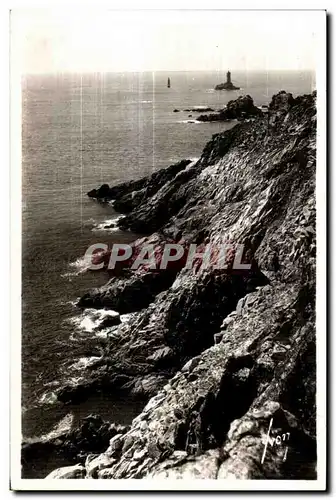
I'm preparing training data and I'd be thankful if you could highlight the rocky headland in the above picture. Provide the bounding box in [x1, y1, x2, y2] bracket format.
[196, 95, 263, 122]
[31, 91, 316, 480]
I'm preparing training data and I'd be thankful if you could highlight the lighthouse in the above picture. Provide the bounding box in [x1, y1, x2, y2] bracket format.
[215, 70, 240, 91]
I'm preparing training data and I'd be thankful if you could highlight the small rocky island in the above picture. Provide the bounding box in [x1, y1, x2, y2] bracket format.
[196, 95, 262, 122]
[215, 70, 240, 91]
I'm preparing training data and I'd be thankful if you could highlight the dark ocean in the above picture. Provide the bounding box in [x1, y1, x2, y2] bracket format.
[21, 70, 315, 443]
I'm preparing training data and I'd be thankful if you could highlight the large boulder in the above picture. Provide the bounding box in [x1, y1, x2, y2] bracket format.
[45, 464, 86, 479]
[269, 90, 295, 114]
[268, 91, 295, 126]
[22, 415, 129, 479]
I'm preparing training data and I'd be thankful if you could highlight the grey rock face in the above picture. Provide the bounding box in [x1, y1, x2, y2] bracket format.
[46, 92, 316, 480]
[45, 464, 86, 479]
[197, 95, 262, 122]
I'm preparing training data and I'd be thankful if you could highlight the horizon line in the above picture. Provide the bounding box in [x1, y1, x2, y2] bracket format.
[21, 68, 316, 76]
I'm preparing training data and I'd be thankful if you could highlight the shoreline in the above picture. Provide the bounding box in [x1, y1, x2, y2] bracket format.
[22, 91, 317, 480]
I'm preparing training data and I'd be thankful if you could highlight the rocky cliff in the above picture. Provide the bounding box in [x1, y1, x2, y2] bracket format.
[46, 91, 317, 480]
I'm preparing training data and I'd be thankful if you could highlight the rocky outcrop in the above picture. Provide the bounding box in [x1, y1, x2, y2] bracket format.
[183, 107, 215, 112]
[45, 464, 86, 479]
[87, 159, 191, 211]
[215, 82, 240, 91]
[46, 91, 316, 480]
[78, 282, 316, 480]
[22, 414, 129, 479]
[197, 95, 263, 122]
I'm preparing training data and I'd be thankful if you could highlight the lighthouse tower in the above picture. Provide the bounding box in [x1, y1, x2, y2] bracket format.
[214, 70, 240, 90]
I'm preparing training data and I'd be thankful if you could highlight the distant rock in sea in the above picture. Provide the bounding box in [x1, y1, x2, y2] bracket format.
[215, 70, 240, 91]
[196, 95, 262, 122]
[183, 107, 215, 112]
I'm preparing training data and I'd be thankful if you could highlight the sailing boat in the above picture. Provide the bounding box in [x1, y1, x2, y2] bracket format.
[167, 77, 171, 88]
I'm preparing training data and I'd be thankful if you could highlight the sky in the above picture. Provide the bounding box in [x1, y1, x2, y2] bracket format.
[11, 10, 322, 73]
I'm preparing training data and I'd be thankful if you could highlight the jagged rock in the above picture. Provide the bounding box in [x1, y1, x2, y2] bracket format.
[95, 314, 121, 330]
[87, 159, 191, 207]
[148, 449, 220, 479]
[22, 414, 125, 478]
[45, 92, 316, 480]
[107, 434, 125, 455]
[45, 464, 86, 479]
[88, 283, 316, 480]
[197, 95, 262, 122]
[213, 332, 224, 344]
[184, 107, 215, 112]
[269, 90, 294, 117]
[125, 374, 169, 398]
[147, 347, 174, 364]
[84, 232, 190, 274]
[181, 356, 201, 373]
[220, 312, 236, 330]
[77, 268, 177, 313]
[217, 400, 316, 479]
[75, 90, 315, 411]
[88, 184, 110, 199]
[86, 453, 116, 478]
